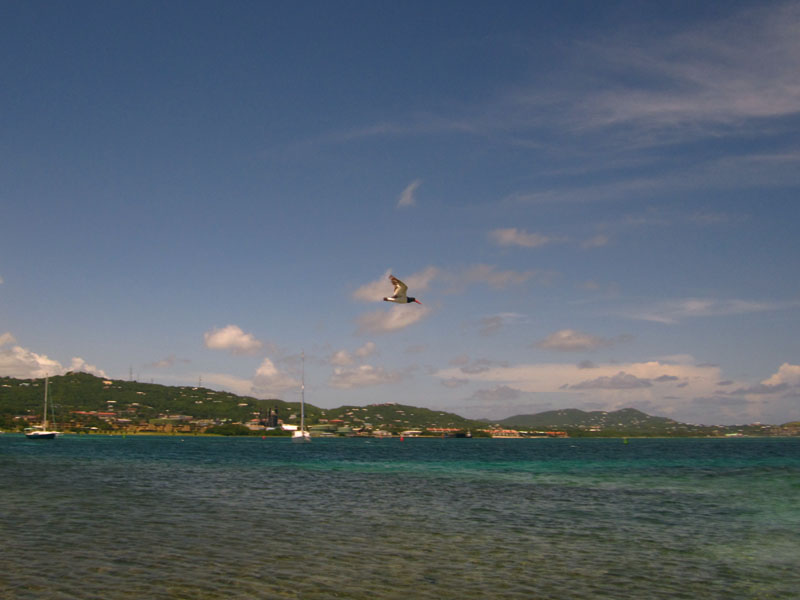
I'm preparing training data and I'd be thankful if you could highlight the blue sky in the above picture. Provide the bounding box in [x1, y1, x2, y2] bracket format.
[2, 0, 799, 424]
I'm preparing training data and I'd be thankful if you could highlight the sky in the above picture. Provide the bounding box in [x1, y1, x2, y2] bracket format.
[2, 0, 799, 425]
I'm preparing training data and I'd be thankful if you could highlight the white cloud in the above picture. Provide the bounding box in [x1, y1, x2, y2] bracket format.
[0, 343, 106, 379]
[199, 357, 300, 398]
[0, 332, 16, 346]
[457, 385, 542, 420]
[329, 342, 377, 367]
[762, 363, 800, 388]
[0, 346, 64, 379]
[203, 325, 263, 355]
[0, 275, 4, 284]
[357, 304, 432, 334]
[727, 363, 800, 396]
[251, 358, 300, 397]
[436, 361, 721, 392]
[352, 269, 394, 302]
[329, 364, 404, 388]
[352, 267, 438, 302]
[489, 228, 558, 248]
[436, 357, 722, 410]
[353, 268, 437, 332]
[330, 349, 355, 367]
[397, 179, 422, 208]
[536, 329, 630, 352]
[201, 373, 256, 397]
[67, 358, 107, 378]
[436, 355, 800, 423]
[354, 341, 377, 359]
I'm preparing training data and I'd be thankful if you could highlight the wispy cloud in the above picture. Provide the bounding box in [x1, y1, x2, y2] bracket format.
[581, 234, 610, 248]
[455, 264, 545, 290]
[569, 371, 652, 390]
[308, 4, 800, 153]
[478, 313, 527, 336]
[302, 2, 800, 218]
[570, 3, 800, 132]
[490, 228, 609, 251]
[441, 377, 469, 389]
[203, 325, 264, 355]
[329, 341, 377, 366]
[329, 364, 405, 388]
[149, 355, 191, 369]
[536, 329, 632, 352]
[454, 357, 510, 375]
[356, 304, 432, 334]
[489, 228, 561, 248]
[397, 179, 422, 208]
[626, 298, 799, 324]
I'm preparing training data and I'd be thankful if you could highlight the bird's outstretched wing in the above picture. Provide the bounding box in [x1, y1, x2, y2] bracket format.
[389, 275, 408, 298]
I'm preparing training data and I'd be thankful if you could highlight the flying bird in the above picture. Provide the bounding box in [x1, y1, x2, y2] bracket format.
[383, 275, 422, 304]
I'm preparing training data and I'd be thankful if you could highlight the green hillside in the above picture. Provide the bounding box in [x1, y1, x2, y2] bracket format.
[319, 403, 484, 430]
[498, 408, 679, 431]
[0, 373, 483, 432]
[1, 373, 793, 436]
[0, 372, 294, 429]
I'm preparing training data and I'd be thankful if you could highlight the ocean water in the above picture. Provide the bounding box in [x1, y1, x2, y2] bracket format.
[1, 435, 798, 599]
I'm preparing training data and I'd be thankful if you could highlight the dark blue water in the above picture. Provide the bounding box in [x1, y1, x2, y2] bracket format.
[2, 435, 799, 599]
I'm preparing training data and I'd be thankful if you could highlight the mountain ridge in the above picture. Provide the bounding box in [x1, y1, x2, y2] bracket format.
[0, 372, 792, 434]
[497, 407, 680, 430]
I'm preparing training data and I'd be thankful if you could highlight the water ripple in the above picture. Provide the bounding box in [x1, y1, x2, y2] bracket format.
[2, 436, 799, 599]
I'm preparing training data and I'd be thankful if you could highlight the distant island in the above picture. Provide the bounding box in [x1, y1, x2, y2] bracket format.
[2, 372, 798, 437]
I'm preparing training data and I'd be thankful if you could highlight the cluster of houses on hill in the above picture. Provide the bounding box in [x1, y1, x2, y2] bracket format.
[11, 405, 566, 437]
[7, 377, 797, 437]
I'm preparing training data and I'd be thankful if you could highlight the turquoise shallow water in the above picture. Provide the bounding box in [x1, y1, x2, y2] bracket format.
[2, 435, 799, 599]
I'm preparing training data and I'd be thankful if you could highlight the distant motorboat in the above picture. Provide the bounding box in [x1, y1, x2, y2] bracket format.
[292, 352, 311, 443]
[25, 377, 61, 440]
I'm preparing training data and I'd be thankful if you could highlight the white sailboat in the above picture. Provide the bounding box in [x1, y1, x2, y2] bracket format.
[25, 376, 61, 440]
[292, 352, 311, 443]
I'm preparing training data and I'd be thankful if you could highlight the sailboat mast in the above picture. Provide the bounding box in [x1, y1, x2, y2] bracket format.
[300, 351, 305, 432]
[43, 376, 49, 430]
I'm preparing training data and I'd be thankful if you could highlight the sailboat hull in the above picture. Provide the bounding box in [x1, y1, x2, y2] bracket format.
[25, 431, 59, 440]
[291, 431, 311, 443]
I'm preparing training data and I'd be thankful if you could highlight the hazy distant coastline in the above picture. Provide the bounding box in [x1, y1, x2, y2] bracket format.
[2, 373, 798, 438]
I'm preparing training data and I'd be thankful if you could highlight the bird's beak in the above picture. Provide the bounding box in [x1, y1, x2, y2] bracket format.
[414, 299, 422, 304]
